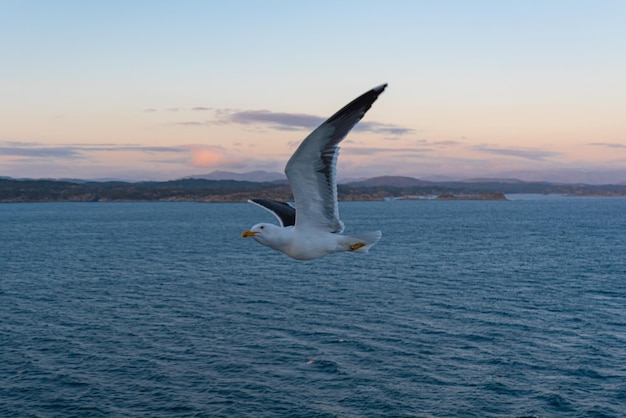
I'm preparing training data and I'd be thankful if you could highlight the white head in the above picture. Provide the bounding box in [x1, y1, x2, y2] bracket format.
[241, 223, 291, 251]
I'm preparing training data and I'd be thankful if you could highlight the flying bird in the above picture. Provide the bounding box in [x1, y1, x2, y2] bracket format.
[242, 84, 387, 260]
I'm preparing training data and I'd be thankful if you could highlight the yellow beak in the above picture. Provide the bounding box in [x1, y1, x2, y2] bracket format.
[241, 230, 257, 238]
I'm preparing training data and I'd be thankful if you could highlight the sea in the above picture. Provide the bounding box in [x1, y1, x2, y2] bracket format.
[1, 196, 625, 417]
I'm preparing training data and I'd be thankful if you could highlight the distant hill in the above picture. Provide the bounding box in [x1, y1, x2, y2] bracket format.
[460, 178, 528, 184]
[183, 170, 285, 182]
[1, 176, 626, 203]
[345, 176, 434, 187]
[342, 176, 626, 196]
[0, 178, 292, 203]
[494, 169, 626, 185]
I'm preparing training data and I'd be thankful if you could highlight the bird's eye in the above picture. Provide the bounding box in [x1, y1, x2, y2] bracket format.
[260, 225, 265, 229]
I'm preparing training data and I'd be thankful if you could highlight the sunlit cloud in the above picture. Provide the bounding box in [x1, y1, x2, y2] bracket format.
[188, 146, 225, 167]
[183, 145, 243, 168]
[0, 141, 250, 179]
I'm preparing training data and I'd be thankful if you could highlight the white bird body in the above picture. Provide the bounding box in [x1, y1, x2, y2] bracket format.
[246, 223, 382, 260]
[242, 84, 387, 260]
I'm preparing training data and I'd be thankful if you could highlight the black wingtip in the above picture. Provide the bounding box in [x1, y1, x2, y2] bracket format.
[249, 198, 296, 227]
[373, 83, 388, 93]
[325, 83, 388, 126]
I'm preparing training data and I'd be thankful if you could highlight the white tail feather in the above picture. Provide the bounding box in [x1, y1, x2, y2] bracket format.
[339, 230, 382, 253]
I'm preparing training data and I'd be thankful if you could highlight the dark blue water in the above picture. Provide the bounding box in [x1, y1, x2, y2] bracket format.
[1, 197, 625, 417]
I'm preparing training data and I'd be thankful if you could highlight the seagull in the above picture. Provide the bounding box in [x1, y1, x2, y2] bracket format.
[242, 84, 387, 260]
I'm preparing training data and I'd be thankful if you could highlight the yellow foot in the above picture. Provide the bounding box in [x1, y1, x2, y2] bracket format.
[349, 242, 366, 251]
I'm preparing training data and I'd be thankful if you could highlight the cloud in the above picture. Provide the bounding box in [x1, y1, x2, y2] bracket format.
[174, 121, 208, 127]
[435, 140, 461, 146]
[0, 141, 187, 159]
[227, 110, 323, 130]
[144, 107, 213, 113]
[589, 142, 626, 149]
[73, 144, 186, 154]
[471, 145, 561, 161]
[182, 144, 243, 168]
[0, 141, 249, 179]
[189, 147, 225, 166]
[110, 145, 186, 153]
[215, 109, 414, 136]
[0, 144, 81, 159]
[417, 139, 462, 147]
[354, 122, 415, 135]
[343, 146, 432, 156]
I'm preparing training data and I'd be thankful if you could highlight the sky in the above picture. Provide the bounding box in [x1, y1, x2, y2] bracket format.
[2, 0, 626, 183]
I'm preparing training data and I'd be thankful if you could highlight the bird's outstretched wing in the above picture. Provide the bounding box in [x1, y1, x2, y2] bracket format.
[248, 198, 296, 227]
[285, 84, 387, 233]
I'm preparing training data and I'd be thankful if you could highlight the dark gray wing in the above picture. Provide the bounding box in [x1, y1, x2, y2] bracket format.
[248, 198, 296, 227]
[285, 84, 387, 233]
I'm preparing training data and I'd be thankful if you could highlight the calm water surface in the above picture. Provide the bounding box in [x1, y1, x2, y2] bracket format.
[1, 197, 625, 417]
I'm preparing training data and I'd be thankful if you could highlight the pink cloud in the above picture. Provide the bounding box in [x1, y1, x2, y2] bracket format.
[186, 145, 244, 168]
[188, 146, 224, 167]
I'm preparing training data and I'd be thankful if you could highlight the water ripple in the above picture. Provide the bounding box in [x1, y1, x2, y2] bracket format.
[1, 199, 626, 417]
